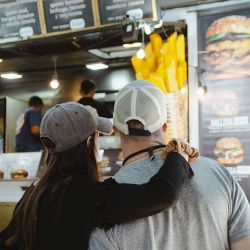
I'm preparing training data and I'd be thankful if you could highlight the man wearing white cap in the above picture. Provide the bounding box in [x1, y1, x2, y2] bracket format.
[89, 80, 250, 250]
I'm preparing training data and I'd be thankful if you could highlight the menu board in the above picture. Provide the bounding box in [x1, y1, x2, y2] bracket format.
[0, 0, 41, 43]
[160, 0, 222, 9]
[160, 0, 198, 9]
[98, 0, 153, 25]
[43, 0, 94, 33]
[198, 9, 250, 201]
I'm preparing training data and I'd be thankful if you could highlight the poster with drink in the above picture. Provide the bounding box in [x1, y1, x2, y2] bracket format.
[198, 9, 250, 201]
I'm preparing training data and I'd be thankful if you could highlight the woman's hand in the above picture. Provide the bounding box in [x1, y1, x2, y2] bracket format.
[162, 139, 199, 164]
[177, 151, 188, 162]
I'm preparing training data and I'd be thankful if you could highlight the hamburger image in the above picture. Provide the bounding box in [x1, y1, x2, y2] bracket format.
[203, 15, 250, 80]
[214, 137, 243, 165]
[11, 168, 28, 179]
[212, 90, 239, 116]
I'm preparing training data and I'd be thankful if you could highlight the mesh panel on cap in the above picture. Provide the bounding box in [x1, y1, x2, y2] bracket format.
[135, 89, 160, 129]
[114, 89, 133, 134]
[114, 80, 167, 135]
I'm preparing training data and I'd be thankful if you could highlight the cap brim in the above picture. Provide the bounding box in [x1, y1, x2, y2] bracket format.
[96, 117, 113, 135]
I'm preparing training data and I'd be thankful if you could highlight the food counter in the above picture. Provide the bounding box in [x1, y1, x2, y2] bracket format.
[0, 179, 34, 230]
[0, 152, 42, 229]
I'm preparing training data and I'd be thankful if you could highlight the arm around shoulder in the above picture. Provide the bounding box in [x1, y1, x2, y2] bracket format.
[99, 152, 192, 227]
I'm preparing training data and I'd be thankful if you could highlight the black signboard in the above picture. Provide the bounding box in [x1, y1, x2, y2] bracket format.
[0, 0, 41, 44]
[43, 0, 94, 33]
[198, 9, 250, 201]
[98, 0, 153, 25]
[159, 0, 222, 9]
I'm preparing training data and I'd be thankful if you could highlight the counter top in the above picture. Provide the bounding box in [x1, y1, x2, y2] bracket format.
[0, 179, 33, 203]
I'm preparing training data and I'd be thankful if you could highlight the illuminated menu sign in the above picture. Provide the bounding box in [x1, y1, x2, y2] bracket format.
[198, 9, 250, 201]
[0, 0, 41, 44]
[43, 0, 94, 33]
[98, 0, 153, 25]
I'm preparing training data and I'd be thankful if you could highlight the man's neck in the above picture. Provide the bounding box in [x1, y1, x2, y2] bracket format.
[121, 139, 165, 160]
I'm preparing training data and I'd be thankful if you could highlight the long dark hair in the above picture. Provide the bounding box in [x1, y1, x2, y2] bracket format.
[4, 133, 98, 250]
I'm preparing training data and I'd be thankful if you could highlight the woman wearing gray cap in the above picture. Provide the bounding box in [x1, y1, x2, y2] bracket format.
[0, 102, 193, 250]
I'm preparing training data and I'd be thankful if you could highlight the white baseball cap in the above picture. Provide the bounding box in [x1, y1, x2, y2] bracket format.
[113, 80, 167, 136]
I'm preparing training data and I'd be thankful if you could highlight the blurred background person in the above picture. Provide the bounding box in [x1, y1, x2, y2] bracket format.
[15, 96, 43, 152]
[78, 79, 112, 118]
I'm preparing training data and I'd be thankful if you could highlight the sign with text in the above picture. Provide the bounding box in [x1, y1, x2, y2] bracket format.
[43, 0, 94, 33]
[198, 9, 250, 201]
[160, 0, 222, 9]
[0, 0, 41, 44]
[98, 0, 153, 25]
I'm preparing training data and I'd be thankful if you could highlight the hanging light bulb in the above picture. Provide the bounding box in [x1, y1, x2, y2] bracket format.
[136, 25, 145, 59]
[136, 47, 145, 59]
[50, 56, 60, 89]
[196, 86, 207, 97]
[180, 86, 187, 96]
[50, 78, 59, 89]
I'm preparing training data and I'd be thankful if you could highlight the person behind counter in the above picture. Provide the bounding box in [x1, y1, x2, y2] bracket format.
[78, 79, 112, 118]
[0, 102, 193, 250]
[15, 96, 44, 152]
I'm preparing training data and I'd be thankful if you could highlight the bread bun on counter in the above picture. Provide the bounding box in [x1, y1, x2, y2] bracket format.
[11, 169, 28, 179]
[0, 170, 4, 179]
[101, 156, 110, 167]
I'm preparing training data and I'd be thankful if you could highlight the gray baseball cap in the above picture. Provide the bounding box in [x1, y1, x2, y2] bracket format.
[40, 102, 113, 153]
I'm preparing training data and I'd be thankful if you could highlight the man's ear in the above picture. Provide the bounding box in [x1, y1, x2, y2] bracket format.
[162, 122, 167, 132]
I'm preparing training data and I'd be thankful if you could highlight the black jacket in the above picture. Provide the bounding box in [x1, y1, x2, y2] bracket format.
[0, 152, 193, 250]
[78, 97, 112, 118]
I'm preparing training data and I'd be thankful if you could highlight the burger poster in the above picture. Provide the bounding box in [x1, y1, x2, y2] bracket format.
[198, 9, 250, 201]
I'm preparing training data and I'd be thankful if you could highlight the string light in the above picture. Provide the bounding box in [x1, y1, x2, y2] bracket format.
[180, 86, 187, 96]
[136, 26, 145, 59]
[196, 86, 207, 97]
[50, 79, 59, 89]
[50, 56, 60, 89]
[136, 48, 145, 59]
